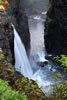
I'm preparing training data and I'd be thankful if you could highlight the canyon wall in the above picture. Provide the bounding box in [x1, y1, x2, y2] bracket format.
[45, 0, 67, 55]
[8, 0, 30, 55]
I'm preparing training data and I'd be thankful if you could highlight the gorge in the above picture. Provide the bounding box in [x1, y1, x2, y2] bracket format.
[10, 0, 66, 94]
[0, 0, 67, 99]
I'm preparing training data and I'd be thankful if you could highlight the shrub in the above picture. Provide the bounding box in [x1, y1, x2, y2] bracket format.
[0, 79, 27, 100]
[54, 55, 67, 73]
[52, 80, 67, 100]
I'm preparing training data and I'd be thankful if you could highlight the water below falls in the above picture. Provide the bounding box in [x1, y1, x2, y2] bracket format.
[28, 15, 58, 93]
[13, 16, 62, 94]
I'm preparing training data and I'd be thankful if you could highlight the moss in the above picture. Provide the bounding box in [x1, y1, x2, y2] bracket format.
[45, 17, 52, 29]
[45, 16, 52, 35]
[45, 0, 53, 35]
[7, 68, 14, 73]
[47, 0, 52, 13]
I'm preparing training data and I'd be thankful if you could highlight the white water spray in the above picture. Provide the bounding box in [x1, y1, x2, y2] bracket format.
[12, 25, 33, 79]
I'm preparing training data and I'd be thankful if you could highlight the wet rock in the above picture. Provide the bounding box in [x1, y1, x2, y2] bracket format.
[37, 61, 48, 67]
[45, 55, 53, 60]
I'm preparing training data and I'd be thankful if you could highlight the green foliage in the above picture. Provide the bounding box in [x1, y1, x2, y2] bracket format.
[53, 72, 64, 82]
[0, 0, 4, 4]
[52, 55, 67, 100]
[0, 54, 5, 60]
[0, 58, 46, 100]
[51, 72, 67, 100]
[0, 0, 6, 4]
[15, 77, 43, 98]
[59, 55, 67, 67]
[59, 55, 67, 73]
[52, 81, 67, 100]
[54, 55, 67, 73]
[0, 79, 27, 100]
[54, 56, 59, 61]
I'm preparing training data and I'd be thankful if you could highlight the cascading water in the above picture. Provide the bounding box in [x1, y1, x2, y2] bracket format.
[28, 15, 63, 94]
[12, 23, 54, 94]
[12, 19, 61, 94]
[12, 25, 33, 79]
[28, 16, 55, 93]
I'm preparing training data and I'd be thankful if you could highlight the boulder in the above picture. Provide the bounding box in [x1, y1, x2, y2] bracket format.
[37, 61, 48, 67]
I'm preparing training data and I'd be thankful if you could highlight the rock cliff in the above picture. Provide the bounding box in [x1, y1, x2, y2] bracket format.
[8, 0, 30, 55]
[0, 14, 14, 64]
[45, 0, 67, 55]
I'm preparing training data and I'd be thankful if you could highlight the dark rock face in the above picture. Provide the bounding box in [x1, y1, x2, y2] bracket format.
[8, 0, 30, 55]
[44, 0, 67, 55]
[0, 15, 14, 64]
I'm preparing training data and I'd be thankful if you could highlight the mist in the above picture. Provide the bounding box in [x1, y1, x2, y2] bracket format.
[22, 0, 48, 15]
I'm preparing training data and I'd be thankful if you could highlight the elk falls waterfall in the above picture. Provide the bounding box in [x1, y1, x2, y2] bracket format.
[12, 13, 61, 94]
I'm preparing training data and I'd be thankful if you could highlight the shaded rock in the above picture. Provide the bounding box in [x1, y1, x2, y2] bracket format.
[0, 14, 14, 64]
[37, 61, 48, 67]
[44, 0, 67, 55]
[8, 0, 30, 55]
[45, 55, 53, 60]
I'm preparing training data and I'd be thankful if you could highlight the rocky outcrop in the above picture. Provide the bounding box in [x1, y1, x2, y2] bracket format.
[8, 0, 30, 55]
[0, 14, 14, 64]
[44, 0, 67, 55]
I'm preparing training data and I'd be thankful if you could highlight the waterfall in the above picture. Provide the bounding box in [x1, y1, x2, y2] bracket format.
[12, 21, 58, 94]
[12, 25, 33, 79]
[12, 24, 53, 93]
